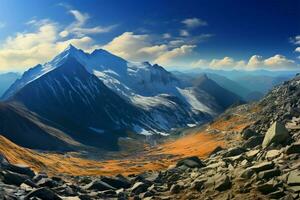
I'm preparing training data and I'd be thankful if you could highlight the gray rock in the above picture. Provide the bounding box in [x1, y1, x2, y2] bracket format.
[1, 170, 29, 186]
[83, 180, 116, 191]
[257, 168, 281, 180]
[208, 146, 224, 157]
[3, 164, 35, 178]
[241, 128, 259, 140]
[286, 142, 300, 154]
[170, 184, 182, 194]
[262, 121, 290, 148]
[240, 168, 255, 179]
[287, 170, 300, 186]
[24, 187, 62, 200]
[214, 175, 231, 191]
[176, 156, 205, 168]
[256, 181, 278, 194]
[243, 135, 263, 149]
[37, 178, 58, 188]
[131, 182, 148, 195]
[249, 161, 274, 173]
[101, 176, 131, 189]
[223, 147, 246, 157]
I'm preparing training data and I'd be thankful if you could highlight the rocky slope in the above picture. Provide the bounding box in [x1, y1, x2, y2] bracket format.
[1, 74, 300, 199]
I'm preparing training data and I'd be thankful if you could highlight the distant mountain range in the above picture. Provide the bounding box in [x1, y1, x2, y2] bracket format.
[173, 68, 298, 101]
[0, 45, 242, 151]
[0, 72, 20, 97]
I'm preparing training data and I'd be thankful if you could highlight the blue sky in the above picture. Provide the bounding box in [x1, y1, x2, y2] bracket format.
[0, 0, 299, 72]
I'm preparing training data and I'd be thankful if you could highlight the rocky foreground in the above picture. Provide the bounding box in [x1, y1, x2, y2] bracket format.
[1, 75, 300, 200]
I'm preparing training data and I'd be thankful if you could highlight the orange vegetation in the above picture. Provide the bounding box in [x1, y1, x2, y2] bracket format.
[0, 106, 255, 176]
[0, 131, 223, 176]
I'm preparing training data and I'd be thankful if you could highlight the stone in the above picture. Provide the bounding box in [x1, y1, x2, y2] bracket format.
[208, 146, 224, 157]
[287, 170, 300, 186]
[1, 170, 29, 186]
[223, 147, 245, 157]
[243, 135, 263, 149]
[262, 121, 290, 148]
[268, 190, 285, 199]
[3, 164, 35, 178]
[83, 180, 116, 191]
[37, 178, 58, 188]
[101, 176, 131, 189]
[176, 156, 205, 168]
[265, 150, 281, 160]
[170, 184, 182, 194]
[214, 175, 231, 191]
[257, 168, 281, 180]
[240, 168, 255, 179]
[245, 149, 260, 160]
[191, 179, 206, 191]
[256, 181, 278, 194]
[249, 161, 274, 173]
[241, 128, 259, 140]
[131, 182, 148, 195]
[24, 187, 62, 200]
[286, 142, 300, 154]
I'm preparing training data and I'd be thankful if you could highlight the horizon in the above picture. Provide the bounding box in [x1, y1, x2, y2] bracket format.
[0, 0, 299, 73]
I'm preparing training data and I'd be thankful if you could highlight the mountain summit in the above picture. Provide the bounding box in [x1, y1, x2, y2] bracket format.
[1, 45, 241, 150]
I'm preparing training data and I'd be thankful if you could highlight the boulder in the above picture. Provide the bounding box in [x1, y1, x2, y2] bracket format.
[240, 168, 255, 179]
[131, 182, 148, 195]
[241, 128, 259, 140]
[265, 150, 281, 160]
[287, 170, 300, 186]
[24, 187, 62, 200]
[214, 175, 231, 191]
[223, 147, 246, 157]
[208, 146, 224, 157]
[176, 156, 205, 168]
[101, 176, 131, 189]
[1, 170, 29, 186]
[37, 178, 58, 188]
[243, 135, 263, 149]
[170, 184, 182, 194]
[4, 164, 35, 178]
[83, 180, 116, 191]
[257, 168, 281, 180]
[249, 162, 274, 173]
[262, 121, 290, 148]
[286, 142, 300, 155]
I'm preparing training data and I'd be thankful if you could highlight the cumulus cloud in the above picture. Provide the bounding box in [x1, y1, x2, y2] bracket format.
[179, 29, 189, 37]
[0, 8, 115, 71]
[61, 9, 117, 38]
[291, 35, 300, 57]
[192, 54, 298, 70]
[182, 18, 207, 28]
[103, 32, 197, 66]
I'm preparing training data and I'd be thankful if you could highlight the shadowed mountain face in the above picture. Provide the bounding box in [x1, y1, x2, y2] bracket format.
[6, 57, 145, 150]
[192, 75, 244, 109]
[0, 102, 81, 151]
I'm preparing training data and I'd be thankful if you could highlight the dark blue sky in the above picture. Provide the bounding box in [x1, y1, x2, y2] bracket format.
[0, 0, 299, 71]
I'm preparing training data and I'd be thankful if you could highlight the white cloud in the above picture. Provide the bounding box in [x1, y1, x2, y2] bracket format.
[0, 7, 115, 71]
[179, 29, 189, 37]
[162, 33, 171, 39]
[64, 9, 117, 37]
[182, 18, 207, 28]
[192, 54, 299, 71]
[103, 32, 196, 66]
[295, 47, 300, 53]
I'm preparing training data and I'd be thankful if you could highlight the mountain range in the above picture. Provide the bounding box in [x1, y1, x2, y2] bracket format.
[0, 45, 242, 151]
